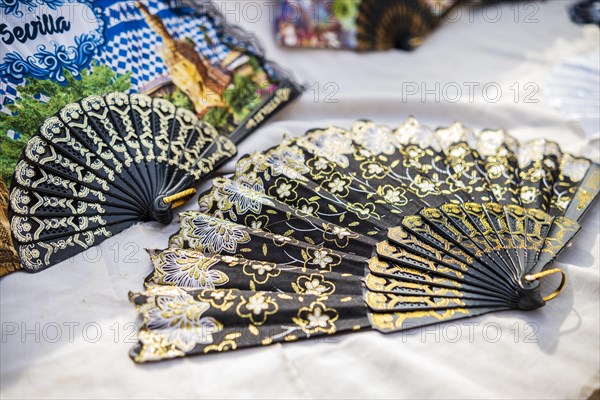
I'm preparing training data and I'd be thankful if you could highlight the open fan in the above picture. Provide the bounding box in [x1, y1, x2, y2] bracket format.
[129, 118, 599, 362]
[356, 0, 448, 50]
[275, 0, 460, 51]
[7, 92, 237, 273]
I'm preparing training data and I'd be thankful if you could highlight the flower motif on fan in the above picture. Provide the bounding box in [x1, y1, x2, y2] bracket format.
[8, 188, 31, 215]
[360, 161, 387, 179]
[322, 172, 351, 197]
[394, 118, 434, 148]
[235, 153, 265, 176]
[400, 145, 433, 173]
[202, 289, 237, 312]
[403, 145, 425, 160]
[306, 156, 334, 178]
[16, 244, 41, 269]
[221, 175, 274, 216]
[445, 153, 475, 177]
[307, 130, 354, 168]
[376, 185, 408, 206]
[489, 184, 508, 202]
[277, 183, 292, 198]
[519, 186, 539, 204]
[28, 138, 47, 158]
[245, 215, 269, 230]
[352, 125, 397, 155]
[297, 198, 320, 217]
[347, 202, 379, 221]
[264, 147, 310, 180]
[446, 142, 471, 159]
[520, 162, 547, 182]
[308, 249, 335, 270]
[268, 177, 299, 201]
[448, 159, 475, 176]
[485, 159, 508, 179]
[409, 175, 438, 197]
[445, 177, 473, 194]
[242, 260, 281, 284]
[144, 291, 222, 352]
[236, 292, 278, 325]
[323, 224, 359, 247]
[292, 274, 335, 296]
[174, 213, 250, 254]
[134, 330, 185, 362]
[152, 250, 229, 289]
[293, 301, 339, 335]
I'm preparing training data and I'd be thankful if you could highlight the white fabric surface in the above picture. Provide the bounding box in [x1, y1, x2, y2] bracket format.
[1, 1, 599, 398]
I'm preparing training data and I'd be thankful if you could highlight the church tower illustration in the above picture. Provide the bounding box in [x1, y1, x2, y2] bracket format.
[136, 2, 232, 113]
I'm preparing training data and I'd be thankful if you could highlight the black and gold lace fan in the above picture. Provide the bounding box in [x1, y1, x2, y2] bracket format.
[129, 118, 599, 362]
[7, 92, 237, 273]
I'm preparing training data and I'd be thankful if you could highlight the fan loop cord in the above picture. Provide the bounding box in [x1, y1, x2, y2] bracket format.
[163, 188, 198, 209]
[524, 268, 567, 302]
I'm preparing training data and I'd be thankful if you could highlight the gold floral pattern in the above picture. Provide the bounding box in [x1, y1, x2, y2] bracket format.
[242, 260, 281, 284]
[236, 292, 279, 325]
[321, 172, 352, 197]
[376, 184, 408, 206]
[409, 174, 438, 197]
[292, 274, 335, 296]
[170, 213, 250, 254]
[360, 161, 388, 179]
[347, 202, 379, 220]
[307, 249, 340, 271]
[149, 249, 229, 289]
[268, 177, 299, 201]
[296, 198, 320, 217]
[245, 214, 269, 230]
[130, 118, 598, 363]
[264, 147, 310, 180]
[205, 289, 237, 312]
[142, 289, 222, 352]
[293, 301, 339, 335]
[322, 223, 359, 247]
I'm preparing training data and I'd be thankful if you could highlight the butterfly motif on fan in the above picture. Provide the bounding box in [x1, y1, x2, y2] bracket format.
[129, 118, 599, 362]
[7, 92, 237, 273]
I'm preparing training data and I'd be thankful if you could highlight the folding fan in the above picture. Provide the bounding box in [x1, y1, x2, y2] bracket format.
[7, 92, 237, 273]
[0, 180, 19, 275]
[1, 0, 302, 189]
[275, 0, 460, 50]
[129, 118, 599, 362]
[355, 0, 457, 50]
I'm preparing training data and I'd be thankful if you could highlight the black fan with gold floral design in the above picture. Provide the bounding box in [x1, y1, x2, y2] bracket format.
[6, 92, 237, 274]
[129, 118, 599, 362]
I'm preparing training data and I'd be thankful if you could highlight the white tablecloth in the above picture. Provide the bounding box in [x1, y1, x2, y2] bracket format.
[1, 1, 599, 398]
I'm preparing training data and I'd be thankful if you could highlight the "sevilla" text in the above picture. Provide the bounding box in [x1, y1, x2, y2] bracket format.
[0, 14, 71, 45]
